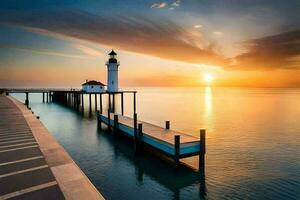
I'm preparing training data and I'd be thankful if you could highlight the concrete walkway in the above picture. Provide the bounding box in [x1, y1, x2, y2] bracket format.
[0, 95, 104, 200]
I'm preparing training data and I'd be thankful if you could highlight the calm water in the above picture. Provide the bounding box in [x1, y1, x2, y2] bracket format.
[13, 87, 300, 200]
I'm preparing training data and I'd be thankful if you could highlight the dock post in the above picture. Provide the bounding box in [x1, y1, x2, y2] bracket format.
[112, 93, 115, 113]
[133, 92, 136, 114]
[100, 94, 102, 114]
[174, 135, 180, 167]
[89, 93, 92, 117]
[107, 109, 111, 131]
[165, 121, 170, 129]
[136, 123, 143, 154]
[25, 92, 29, 108]
[76, 93, 80, 112]
[50, 91, 52, 102]
[108, 93, 111, 113]
[42, 92, 45, 103]
[199, 129, 206, 172]
[97, 110, 101, 129]
[133, 113, 138, 153]
[113, 115, 119, 136]
[81, 93, 84, 114]
[46, 92, 49, 103]
[121, 92, 124, 115]
[95, 94, 97, 111]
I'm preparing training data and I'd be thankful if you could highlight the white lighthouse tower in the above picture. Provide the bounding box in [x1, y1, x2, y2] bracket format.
[106, 50, 119, 92]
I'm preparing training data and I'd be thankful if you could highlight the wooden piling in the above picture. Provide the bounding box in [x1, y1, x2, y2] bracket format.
[94, 94, 97, 111]
[108, 93, 111, 113]
[165, 121, 170, 129]
[113, 115, 119, 136]
[42, 92, 45, 103]
[97, 110, 101, 129]
[81, 93, 84, 114]
[121, 92, 124, 115]
[199, 129, 206, 172]
[46, 92, 49, 103]
[133, 92, 136, 114]
[112, 93, 115, 113]
[137, 123, 143, 153]
[174, 135, 180, 167]
[107, 109, 111, 131]
[100, 94, 102, 114]
[89, 93, 92, 117]
[25, 92, 29, 108]
[133, 113, 138, 153]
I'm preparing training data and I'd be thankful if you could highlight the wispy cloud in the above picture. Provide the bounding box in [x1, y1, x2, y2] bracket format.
[227, 30, 300, 70]
[0, 45, 88, 59]
[73, 44, 103, 57]
[213, 31, 223, 37]
[151, 2, 167, 9]
[171, 0, 181, 7]
[194, 24, 202, 29]
[0, 10, 226, 66]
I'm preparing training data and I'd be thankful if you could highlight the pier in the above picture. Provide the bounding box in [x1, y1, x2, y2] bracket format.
[1, 88, 206, 170]
[0, 94, 104, 199]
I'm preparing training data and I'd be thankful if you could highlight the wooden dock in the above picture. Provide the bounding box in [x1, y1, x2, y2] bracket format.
[0, 95, 104, 200]
[99, 112, 206, 169]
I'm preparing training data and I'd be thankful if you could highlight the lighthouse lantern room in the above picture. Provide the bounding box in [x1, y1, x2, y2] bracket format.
[106, 50, 119, 92]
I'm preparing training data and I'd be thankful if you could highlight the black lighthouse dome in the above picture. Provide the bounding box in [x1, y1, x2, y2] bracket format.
[108, 49, 117, 63]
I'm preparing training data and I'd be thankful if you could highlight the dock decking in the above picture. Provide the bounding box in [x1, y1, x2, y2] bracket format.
[0, 95, 104, 200]
[99, 112, 205, 167]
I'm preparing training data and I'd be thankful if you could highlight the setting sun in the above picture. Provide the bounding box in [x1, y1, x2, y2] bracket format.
[203, 73, 214, 84]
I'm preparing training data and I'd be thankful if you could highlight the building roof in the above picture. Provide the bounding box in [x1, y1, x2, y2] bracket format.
[82, 80, 105, 86]
[108, 49, 117, 56]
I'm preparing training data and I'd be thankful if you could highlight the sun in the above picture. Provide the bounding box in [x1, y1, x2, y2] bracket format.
[203, 73, 214, 84]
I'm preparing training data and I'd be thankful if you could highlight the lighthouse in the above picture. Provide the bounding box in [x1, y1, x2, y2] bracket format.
[106, 50, 119, 92]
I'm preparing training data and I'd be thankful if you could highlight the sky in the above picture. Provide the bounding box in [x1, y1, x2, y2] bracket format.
[0, 0, 299, 88]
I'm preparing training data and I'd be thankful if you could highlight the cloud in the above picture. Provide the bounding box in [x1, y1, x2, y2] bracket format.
[194, 24, 202, 29]
[0, 44, 88, 59]
[0, 10, 226, 66]
[228, 30, 300, 70]
[213, 31, 223, 37]
[73, 44, 103, 57]
[151, 2, 167, 9]
[171, 0, 180, 7]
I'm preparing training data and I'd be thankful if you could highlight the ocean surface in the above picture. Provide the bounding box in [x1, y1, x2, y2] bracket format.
[12, 87, 300, 200]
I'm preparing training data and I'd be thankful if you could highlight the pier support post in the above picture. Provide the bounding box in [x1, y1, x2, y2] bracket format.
[89, 93, 92, 117]
[133, 113, 138, 153]
[42, 92, 45, 103]
[135, 123, 143, 154]
[121, 92, 124, 115]
[25, 92, 29, 108]
[81, 93, 84, 114]
[46, 92, 49, 103]
[113, 115, 119, 136]
[107, 109, 111, 131]
[199, 129, 206, 173]
[95, 94, 97, 111]
[50, 92, 52, 102]
[76, 93, 80, 112]
[112, 93, 115, 113]
[165, 121, 170, 129]
[108, 93, 111, 113]
[133, 92, 136, 114]
[100, 94, 102, 114]
[97, 111, 101, 129]
[174, 135, 180, 167]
